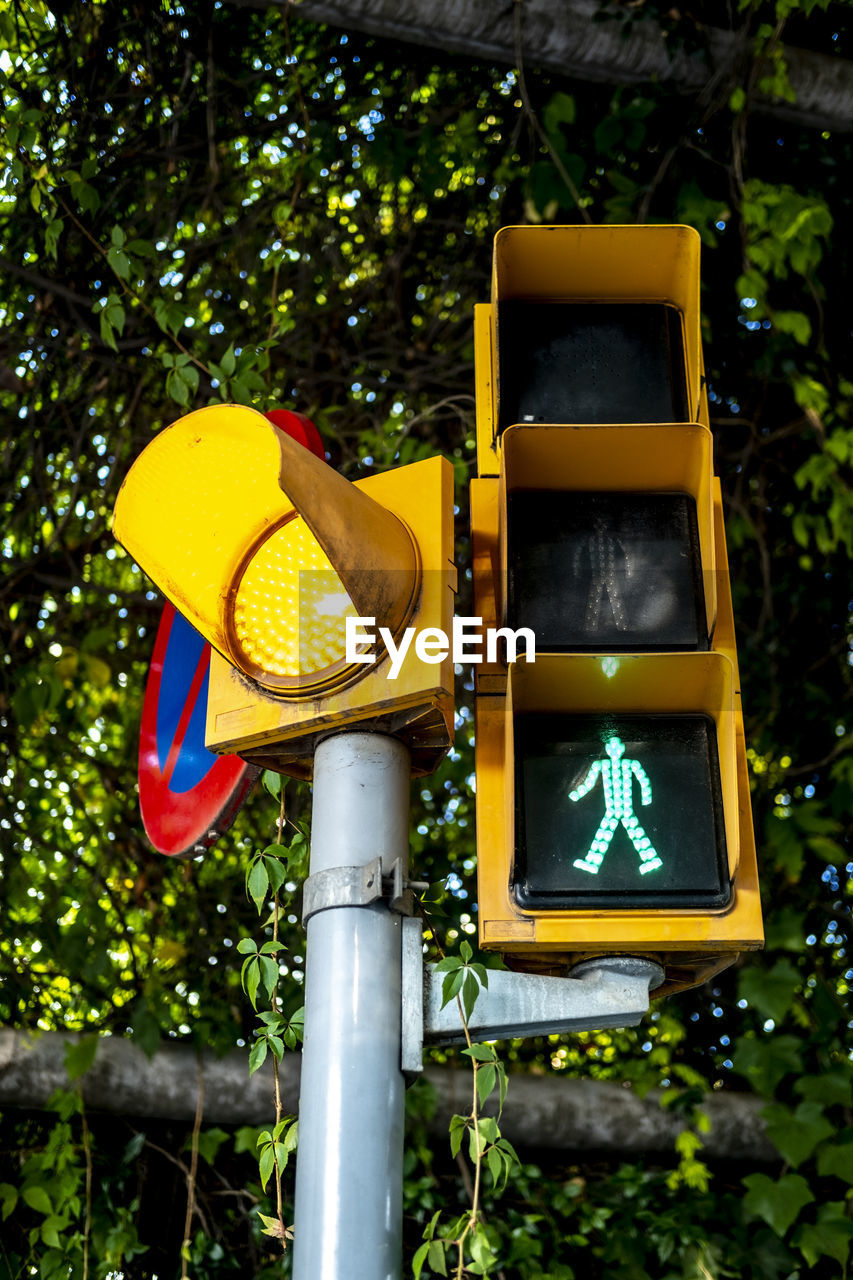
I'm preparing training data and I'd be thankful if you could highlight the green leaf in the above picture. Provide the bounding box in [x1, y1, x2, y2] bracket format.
[762, 1101, 834, 1167]
[242, 957, 261, 1008]
[258, 1143, 275, 1190]
[743, 1172, 815, 1237]
[22, 1184, 53, 1216]
[263, 842, 289, 859]
[258, 954, 279, 997]
[262, 769, 282, 798]
[796, 1069, 852, 1108]
[100, 310, 118, 352]
[247, 858, 269, 913]
[220, 343, 236, 376]
[440, 966, 465, 1009]
[236, 937, 258, 955]
[234, 1126, 262, 1156]
[412, 1242, 429, 1279]
[732, 1035, 803, 1096]
[449, 1115, 467, 1160]
[477, 1116, 499, 1145]
[486, 1146, 502, 1187]
[283, 1007, 305, 1047]
[543, 90, 576, 136]
[64, 1034, 97, 1081]
[107, 245, 131, 279]
[738, 959, 800, 1025]
[249, 1037, 268, 1074]
[817, 1140, 853, 1184]
[773, 310, 811, 345]
[130, 1001, 161, 1058]
[428, 1239, 448, 1275]
[194, 1128, 229, 1165]
[0, 1183, 18, 1221]
[464, 1044, 496, 1063]
[123, 1132, 146, 1163]
[476, 1063, 496, 1109]
[167, 367, 190, 406]
[764, 906, 807, 952]
[40, 1216, 64, 1249]
[461, 970, 481, 1022]
[44, 218, 63, 258]
[469, 1223, 495, 1270]
[422, 1209, 441, 1242]
[265, 856, 288, 895]
[795, 1202, 853, 1269]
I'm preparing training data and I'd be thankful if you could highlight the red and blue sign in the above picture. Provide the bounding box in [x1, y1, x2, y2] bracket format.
[139, 602, 259, 856]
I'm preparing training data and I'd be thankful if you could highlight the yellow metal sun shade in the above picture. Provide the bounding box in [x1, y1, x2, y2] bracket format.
[476, 224, 705, 476]
[113, 404, 355, 687]
[498, 421, 718, 636]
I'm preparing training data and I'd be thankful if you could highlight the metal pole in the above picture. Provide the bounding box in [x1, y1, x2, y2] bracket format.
[293, 732, 410, 1280]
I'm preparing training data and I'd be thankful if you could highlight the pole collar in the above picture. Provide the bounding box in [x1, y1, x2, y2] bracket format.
[302, 857, 428, 925]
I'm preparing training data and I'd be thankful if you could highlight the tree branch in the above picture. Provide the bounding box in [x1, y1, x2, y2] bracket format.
[0, 1030, 778, 1164]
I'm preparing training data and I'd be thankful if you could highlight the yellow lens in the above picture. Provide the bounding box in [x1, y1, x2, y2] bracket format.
[232, 517, 357, 679]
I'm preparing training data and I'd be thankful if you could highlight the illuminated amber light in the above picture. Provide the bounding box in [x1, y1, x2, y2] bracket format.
[231, 516, 358, 679]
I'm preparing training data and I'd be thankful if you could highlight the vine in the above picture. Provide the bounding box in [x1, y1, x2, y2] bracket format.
[414, 934, 520, 1278]
[238, 773, 306, 1251]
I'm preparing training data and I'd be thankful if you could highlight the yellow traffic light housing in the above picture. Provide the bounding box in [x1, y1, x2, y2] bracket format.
[472, 225, 762, 996]
[115, 404, 456, 777]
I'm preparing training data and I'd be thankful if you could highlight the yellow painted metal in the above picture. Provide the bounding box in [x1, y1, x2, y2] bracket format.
[499, 422, 718, 636]
[474, 304, 497, 478]
[205, 454, 457, 778]
[114, 404, 425, 698]
[469, 477, 504, 694]
[476, 224, 704, 473]
[114, 403, 291, 662]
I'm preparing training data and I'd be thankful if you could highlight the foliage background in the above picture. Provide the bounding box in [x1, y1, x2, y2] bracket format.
[0, 0, 851, 1275]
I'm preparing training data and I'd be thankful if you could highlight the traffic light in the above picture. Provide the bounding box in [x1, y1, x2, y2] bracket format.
[472, 225, 762, 996]
[114, 403, 456, 778]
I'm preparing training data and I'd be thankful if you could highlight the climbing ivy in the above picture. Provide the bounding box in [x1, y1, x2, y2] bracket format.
[1, 0, 851, 1275]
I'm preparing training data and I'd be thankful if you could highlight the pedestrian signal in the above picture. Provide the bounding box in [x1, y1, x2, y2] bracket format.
[471, 225, 762, 996]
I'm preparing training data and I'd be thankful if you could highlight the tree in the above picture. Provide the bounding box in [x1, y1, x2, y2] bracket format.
[0, 0, 850, 1276]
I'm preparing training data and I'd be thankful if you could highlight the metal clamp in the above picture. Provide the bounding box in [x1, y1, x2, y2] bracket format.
[302, 857, 428, 925]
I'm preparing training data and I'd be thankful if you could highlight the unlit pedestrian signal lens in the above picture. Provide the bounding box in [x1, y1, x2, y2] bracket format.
[507, 492, 707, 652]
[497, 302, 689, 429]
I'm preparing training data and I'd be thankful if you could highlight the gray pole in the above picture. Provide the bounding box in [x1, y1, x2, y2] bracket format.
[292, 732, 410, 1280]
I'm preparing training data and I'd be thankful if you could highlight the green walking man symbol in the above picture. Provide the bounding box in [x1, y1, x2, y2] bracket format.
[569, 736, 663, 876]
